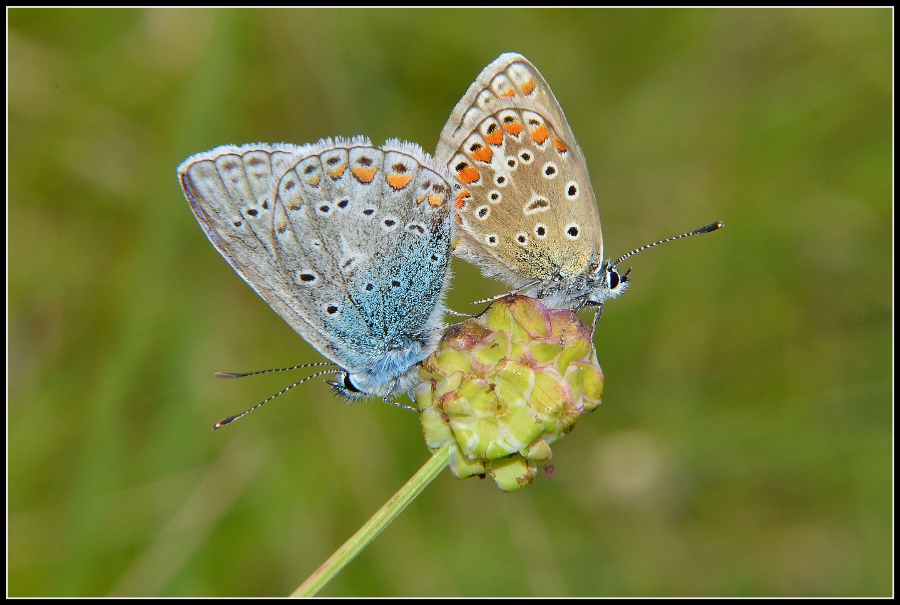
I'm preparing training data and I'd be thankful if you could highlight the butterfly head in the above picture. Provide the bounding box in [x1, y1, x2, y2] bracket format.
[589, 261, 631, 307]
[573, 261, 629, 310]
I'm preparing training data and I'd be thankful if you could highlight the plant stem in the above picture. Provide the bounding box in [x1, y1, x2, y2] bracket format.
[291, 443, 453, 597]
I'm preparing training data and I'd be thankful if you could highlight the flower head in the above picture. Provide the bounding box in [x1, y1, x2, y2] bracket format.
[416, 295, 604, 491]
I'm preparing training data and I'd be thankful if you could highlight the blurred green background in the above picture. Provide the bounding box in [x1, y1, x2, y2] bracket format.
[8, 8, 891, 597]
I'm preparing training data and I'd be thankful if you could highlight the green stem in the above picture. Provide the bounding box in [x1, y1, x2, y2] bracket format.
[291, 443, 453, 597]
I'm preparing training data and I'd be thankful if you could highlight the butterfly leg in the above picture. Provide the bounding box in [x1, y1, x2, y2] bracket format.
[445, 308, 478, 318]
[589, 304, 604, 342]
[382, 397, 420, 412]
[470, 279, 542, 306]
[412, 317, 474, 341]
[558, 301, 603, 351]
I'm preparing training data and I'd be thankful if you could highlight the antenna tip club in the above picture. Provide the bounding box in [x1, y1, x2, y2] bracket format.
[213, 414, 240, 429]
[696, 221, 724, 234]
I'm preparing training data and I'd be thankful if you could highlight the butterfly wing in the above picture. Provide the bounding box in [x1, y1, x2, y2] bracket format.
[436, 53, 604, 291]
[179, 137, 454, 393]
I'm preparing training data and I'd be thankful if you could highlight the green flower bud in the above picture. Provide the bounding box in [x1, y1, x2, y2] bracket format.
[415, 295, 605, 492]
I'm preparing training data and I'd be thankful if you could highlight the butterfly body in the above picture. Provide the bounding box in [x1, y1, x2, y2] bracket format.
[179, 136, 454, 400]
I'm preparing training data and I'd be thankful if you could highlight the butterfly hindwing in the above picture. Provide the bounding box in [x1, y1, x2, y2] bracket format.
[179, 137, 454, 396]
[436, 53, 605, 291]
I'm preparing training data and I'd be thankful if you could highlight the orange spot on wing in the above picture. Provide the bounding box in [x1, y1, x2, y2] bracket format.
[503, 122, 523, 137]
[455, 190, 471, 209]
[530, 124, 550, 145]
[499, 87, 516, 98]
[485, 128, 504, 146]
[387, 173, 412, 190]
[455, 214, 462, 224]
[306, 176, 321, 187]
[428, 195, 444, 207]
[326, 165, 346, 179]
[458, 165, 480, 184]
[470, 146, 492, 163]
[352, 166, 377, 183]
[553, 137, 568, 153]
[520, 79, 536, 95]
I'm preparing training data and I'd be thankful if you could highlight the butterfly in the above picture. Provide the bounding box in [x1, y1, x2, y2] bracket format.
[178, 137, 455, 425]
[436, 53, 722, 330]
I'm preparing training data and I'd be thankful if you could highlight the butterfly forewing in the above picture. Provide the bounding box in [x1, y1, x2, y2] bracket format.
[180, 143, 334, 350]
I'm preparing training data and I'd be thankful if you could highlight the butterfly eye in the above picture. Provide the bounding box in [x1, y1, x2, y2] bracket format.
[340, 373, 363, 394]
[609, 270, 620, 290]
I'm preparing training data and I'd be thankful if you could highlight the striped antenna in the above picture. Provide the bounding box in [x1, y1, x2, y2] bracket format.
[614, 221, 724, 266]
[214, 361, 336, 379]
[212, 363, 342, 429]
